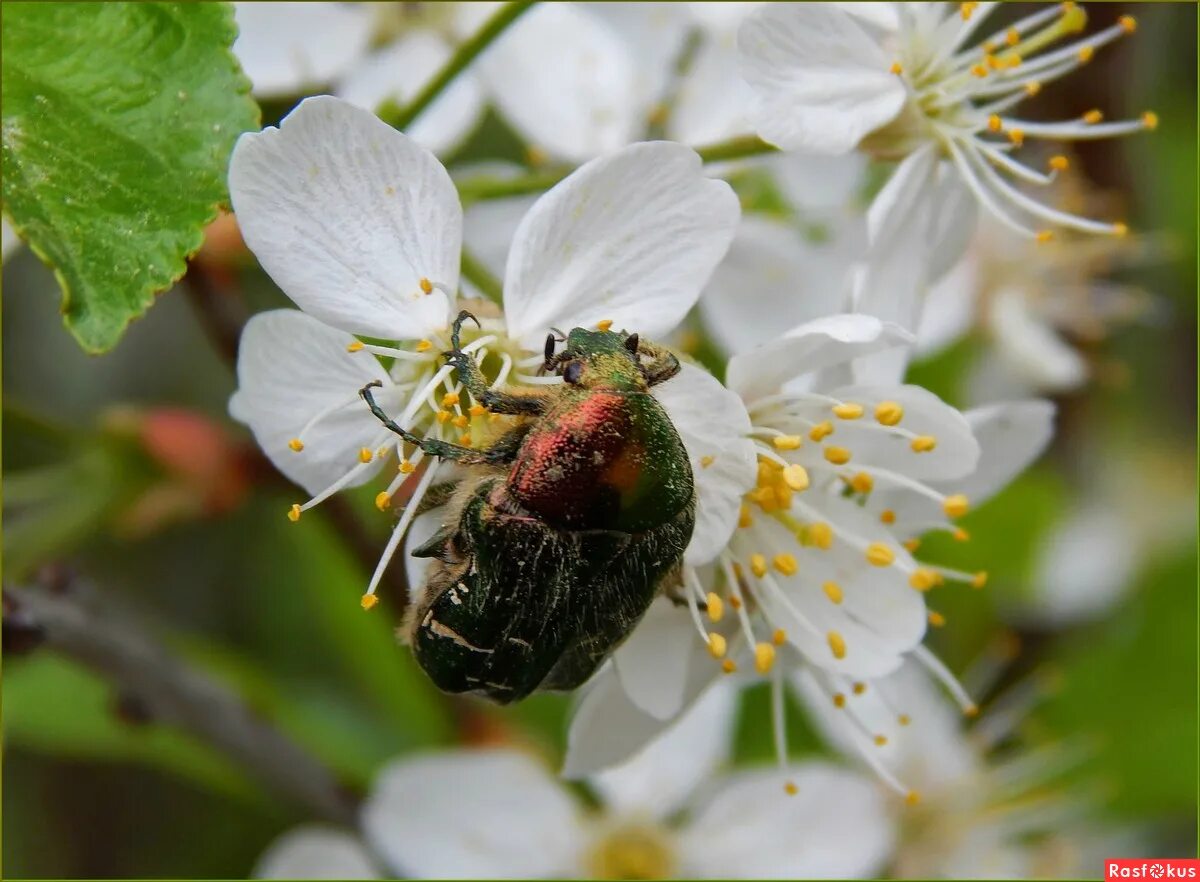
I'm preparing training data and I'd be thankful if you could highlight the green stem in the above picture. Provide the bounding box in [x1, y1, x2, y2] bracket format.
[379, 1, 537, 132]
[459, 247, 503, 304]
[456, 134, 779, 204]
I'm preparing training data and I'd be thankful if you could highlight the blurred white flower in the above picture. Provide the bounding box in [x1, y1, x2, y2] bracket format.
[797, 657, 1124, 879]
[1, 216, 22, 263]
[226, 95, 744, 609]
[564, 315, 1056, 800]
[256, 684, 894, 880]
[737, 2, 1156, 242]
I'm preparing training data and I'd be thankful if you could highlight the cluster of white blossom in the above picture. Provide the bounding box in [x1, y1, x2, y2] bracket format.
[229, 3, 1152, 877]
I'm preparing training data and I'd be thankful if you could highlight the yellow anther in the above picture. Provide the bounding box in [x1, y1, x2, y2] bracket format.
[972, 571, 989, 589]
[898, 714, 911, 726]
[809, 421, 834, 441]
[750, 554, 768, 578]
[416, 339, 433, 353]
[985, 53, 1002, 71]
[346, 340, 364, 353]
[730, 595, 744, 610]
[1061, 2, 1086, 31]
[874, 734, 888, 746]
[754, 642, 776, 674]
[436, 410, 451, 424]
[970, 63, 988, 78]
[1141, 110, 1158, 130]
[824, 446, 851, 465]
[441, 392, 460, 407]
[738, 506, 754, 529]
[910, 435, 937, 453]
[700, 455, 715, 468]
[909, 568, 939, 592]
[953, 527, 970, 542]
[1024, 80, 1041, 96]
[903, 537, 922, 553]
[1049, 155, 1070, 172]
[361, 593, 379, 611]
[1036, 230, 1055, 244]
[375, 491, 391, 511]
[982, 40, 996, 53]
[707, 632, 727, 659]
[596, 319, 614, 332]
[852, 682, 866, 695]
[288, 438, 305, 452]
[905, 791, 922, 807]
[287, 503, 302, 522]
[721, 659, 737, 674]
[880, 509, 897, 525]
[452, 414, 469, 429]
[773, 554, 798, 576]
[1113, 222, 1129, 237]
[773, 484, 794, 510]
[964, 703, 981, 718]
[772, 434, 803, 451]
[469, 404, 487, 417]
[960, 1, 977, 20]
[809, 522, 833, 549]
[358, 447, 373, 463]
[1077, 45, 1094, 63]
[784, 780, 799, 796]
[889, 61, 903, 75]
[706, 592, 725, 623]
[398, 459, 415, 474]
[833, 693, 846, 708]
[459, 433, 472, 447]
[827, 631, 847, 660]
[928, 610, 947, 628]
[418, 277, 433, 295]
[823, 581, 844, 605]
[782, 464, 810, 491]
[850, 472, 874, 494]
[987, 114, 1003, 133]
[1007, 127, 1025, 146]
[875, 401, 904, 426]
[772, 628, 787, 646]
[832, 402, 864, 420]
[1083, 109, 1104, 124]
[1005, 27, 1019, 46]
[943, 494, 970, 518]
[1119, 14, 1137, 32]
[865, 542, 894, 566]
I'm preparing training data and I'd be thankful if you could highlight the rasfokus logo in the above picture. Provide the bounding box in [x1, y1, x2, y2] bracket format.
[1107, 860, 1200, 880]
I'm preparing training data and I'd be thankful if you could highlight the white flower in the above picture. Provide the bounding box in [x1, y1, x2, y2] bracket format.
[737, 2, 1156, 241]
[796, 658, 1126, 879]
[227, 95, 744, 610]
[564, 314, 1056, 800]
[255, 684, 894, 879]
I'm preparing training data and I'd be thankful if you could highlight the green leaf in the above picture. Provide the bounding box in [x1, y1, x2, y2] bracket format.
[1, 2, 259, 352]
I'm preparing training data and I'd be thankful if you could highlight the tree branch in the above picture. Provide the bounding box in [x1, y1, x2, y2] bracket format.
[4, 578, 359, 826]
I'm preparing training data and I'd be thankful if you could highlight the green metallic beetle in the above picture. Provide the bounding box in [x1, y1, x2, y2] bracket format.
[360, 310, 695, 703]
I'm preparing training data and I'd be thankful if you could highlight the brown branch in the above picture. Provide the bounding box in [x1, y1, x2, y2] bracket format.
[4, 578, 358, 826]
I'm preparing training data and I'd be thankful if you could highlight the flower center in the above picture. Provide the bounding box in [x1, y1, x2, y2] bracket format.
[368, 1, 460, 46]
[584, 822, 678, 881]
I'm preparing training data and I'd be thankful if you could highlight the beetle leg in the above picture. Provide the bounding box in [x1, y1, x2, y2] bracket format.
[360, 381, 486, 463]
[444, 310, 552, 416]
[638, 340, 682, 386]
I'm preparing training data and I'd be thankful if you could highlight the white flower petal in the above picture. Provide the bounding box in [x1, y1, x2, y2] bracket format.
[926, 162, 979, 282]
[935, 400, 1055, 505]
[822, 383, 981, 481]
[502, 142, 739, 350]
[460, 184, 537, 280]
[336, 33, 485, 157]
[668, 27, 754, 145]
[612, 597, 697, 721]
[228, 310, 393, 496]
[654, 363, 756, 566]
[229, 96, 460, 341]
[480, 4, 640, 162]
[233, 3, 373, 98]
[363, 750, 586, 879]
[914, 251, 978, 358]
[678, 763, 894, 879]
[254, 826, 380, 879]
[589, 678, 738, 820]
[563, 647, 718, 779]
[698, 214, 863, 356]
[737, 3, 906, 154]
[765, 150, 870, 213]
[726, 314, 912, 404]
[586, 2, 693, 111]
[990, 286, 1089, 392]
[1027, 505, 1137, 625]
[2, 215, 22, 262]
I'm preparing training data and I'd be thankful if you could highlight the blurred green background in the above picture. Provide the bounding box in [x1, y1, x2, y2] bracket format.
[3, 2, 1196, 876]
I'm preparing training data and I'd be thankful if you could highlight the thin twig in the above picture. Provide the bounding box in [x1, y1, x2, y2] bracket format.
[4, 579, 359, 825]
